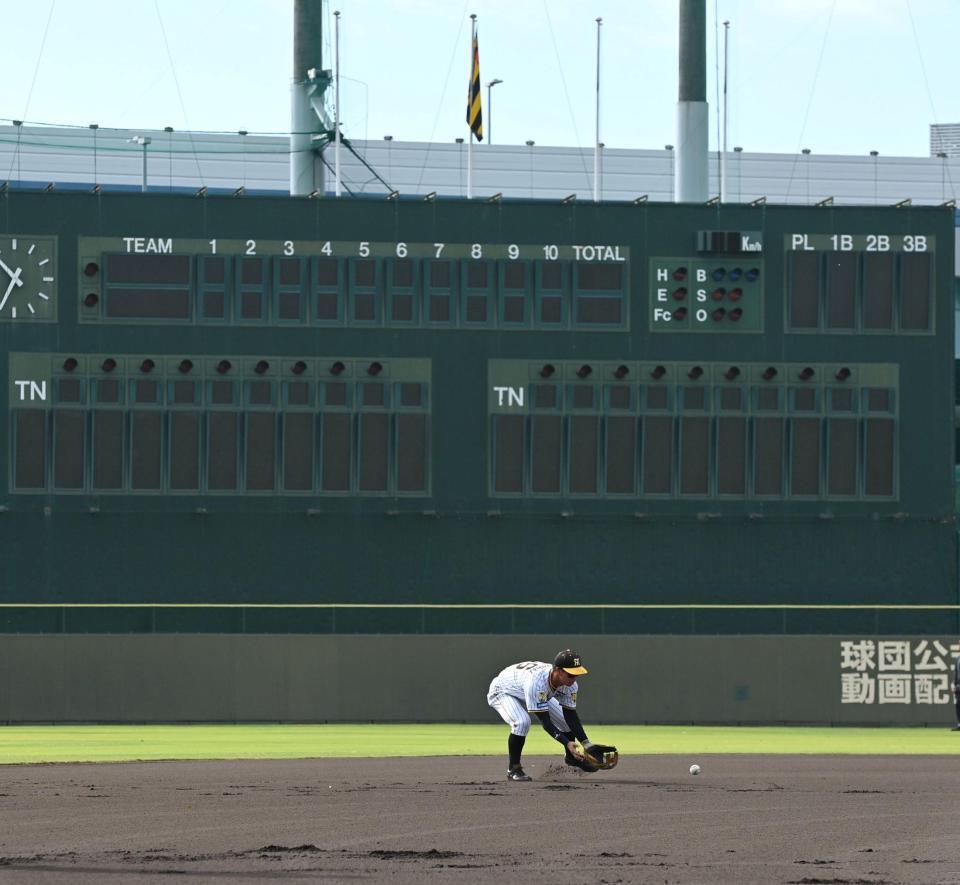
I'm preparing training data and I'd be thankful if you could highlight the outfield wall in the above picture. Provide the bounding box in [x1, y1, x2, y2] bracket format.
[1, 634, 955, 726]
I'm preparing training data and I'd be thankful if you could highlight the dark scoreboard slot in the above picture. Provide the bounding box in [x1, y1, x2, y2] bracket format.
[13, 411, 46, 489]
[493, 415, 524, 494]
[826, 252, 857, 329]
[106, 254, 191, 284]
[358, 413, 389, 492]
[569, 415, 599, 494]
[642, 416, 674, 494]
[397, 414, 427, 492]
[106, 288, 191, 319]
[53, 410, 85, 489]
[900, 252, 932, 330]
[93, 411, 124, 490]
[605, 416, 636, 494]
[716, 417, 747, 495]
[680, 416, 709, 495]
[246, 413, 277, 491]
[788, 251, 819, 329]
[862, 252, 895, 330]
[576, 263, 624, 290]
[752, 417, 784, 495]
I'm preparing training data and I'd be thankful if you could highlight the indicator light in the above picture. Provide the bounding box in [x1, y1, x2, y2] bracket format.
[724, 366, 740, 380]
[835, 367, 851, 381]
[216, 360, 232, 374]
[672, 266, 687, 281]
[576, 364, 592, 378]
[539, 364, 556, 378]
[254, 360, 270, 375]
[63, 357, 78, 372]
[101, 358, 116, 373]
[762, 366, 778, 380]
[367, 361, 383, 376]
[798, 367, 815, 381]
[728, 307, 743, 321]
[687, 365, 704, 379]
[83, 262, 99, 277]
[712, 307, 726, 321]
[140, 359, 155, 373]
[83, 293, 99, 307]
[650, 365, 667, 380]
[613, 365, 629, 379]
[292, 360, 308, 375]
[330, 361, 346, 376]
[178, 359, 194, 374]
[672, 287, 687, 300]
[672, 307, 688, 320]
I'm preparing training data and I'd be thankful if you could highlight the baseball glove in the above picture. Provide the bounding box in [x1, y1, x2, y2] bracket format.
[582, 743, 619, 770]
[565, 750, 600, 773]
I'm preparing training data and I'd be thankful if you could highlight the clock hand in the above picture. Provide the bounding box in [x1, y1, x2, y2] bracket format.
[0, 259, 23, 286]
[0, 275, 18, 312]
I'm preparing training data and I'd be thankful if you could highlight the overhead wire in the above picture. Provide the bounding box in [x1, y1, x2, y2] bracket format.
[905, 0, 954, 199]
[7, 0, 57, 183]
[414, 1, 470, 193]
[541, 0, 592, 192]
[783, 0, 837, 203]
[153, 0, 206, 188]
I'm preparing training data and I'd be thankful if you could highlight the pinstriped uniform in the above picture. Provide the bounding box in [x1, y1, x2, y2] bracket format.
[487, 661, 577, 736]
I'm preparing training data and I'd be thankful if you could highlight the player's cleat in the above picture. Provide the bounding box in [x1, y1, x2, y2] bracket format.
[506, 766, 532, 781]
[951, 724, 960, 731]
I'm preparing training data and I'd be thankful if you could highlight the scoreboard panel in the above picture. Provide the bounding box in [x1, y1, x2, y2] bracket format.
[77, 238, 630, 331]
[9, 353, 430, 497]
[785, 233, 935, 333]
[0, 192, 954, 628]
[487, 360, 898, 500]
[649, 260, 763, 331]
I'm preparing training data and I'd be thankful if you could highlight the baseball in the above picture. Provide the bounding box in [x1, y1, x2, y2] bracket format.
[689, 763, 701, 775]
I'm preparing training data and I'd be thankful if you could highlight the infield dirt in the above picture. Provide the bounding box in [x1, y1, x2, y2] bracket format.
[0, 754, 957, 883]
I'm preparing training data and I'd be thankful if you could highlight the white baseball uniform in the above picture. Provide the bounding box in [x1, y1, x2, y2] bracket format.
[487, 661, 578, 736]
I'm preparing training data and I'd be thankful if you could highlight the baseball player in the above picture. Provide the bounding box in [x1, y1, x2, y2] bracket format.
[952, 654, 960, 730]
[486, 649, 617, 781]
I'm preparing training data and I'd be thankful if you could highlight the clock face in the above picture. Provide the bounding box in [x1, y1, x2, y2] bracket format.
[0, 235, 57, 321]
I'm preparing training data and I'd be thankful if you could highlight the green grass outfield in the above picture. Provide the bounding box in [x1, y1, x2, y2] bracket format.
[2, 724, 960, 764]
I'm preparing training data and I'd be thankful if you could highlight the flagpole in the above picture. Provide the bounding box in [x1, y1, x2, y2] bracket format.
[468, 14, 476, 200]
[334, 9, 342, 199]
[594, 17, 602, 203]
[721, 19, 730, 204]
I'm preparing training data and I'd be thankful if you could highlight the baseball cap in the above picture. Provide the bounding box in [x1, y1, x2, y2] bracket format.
[554, 649, 588, 676]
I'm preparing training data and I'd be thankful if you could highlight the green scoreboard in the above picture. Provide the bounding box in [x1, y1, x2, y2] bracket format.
[0, 192, 954, 635]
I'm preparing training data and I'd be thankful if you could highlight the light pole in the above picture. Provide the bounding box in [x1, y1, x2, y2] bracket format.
[526, 140, 535, 197]
[130, 136, 152, 192]
[89, 123, 99, 187]
[485, 78, 503, 144]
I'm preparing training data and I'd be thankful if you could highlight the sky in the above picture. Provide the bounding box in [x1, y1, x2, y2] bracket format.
[0, 0, 956, 157]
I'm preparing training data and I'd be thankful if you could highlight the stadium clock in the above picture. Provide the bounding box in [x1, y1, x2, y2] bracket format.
[0, 235, 58, 322]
